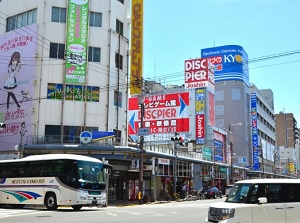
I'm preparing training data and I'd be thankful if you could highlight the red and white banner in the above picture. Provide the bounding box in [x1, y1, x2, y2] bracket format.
[184, 58, 214, 90]
[128, 92, 190, 135]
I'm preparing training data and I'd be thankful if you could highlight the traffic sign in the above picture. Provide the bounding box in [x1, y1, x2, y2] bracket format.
[138, 128, 150, 136]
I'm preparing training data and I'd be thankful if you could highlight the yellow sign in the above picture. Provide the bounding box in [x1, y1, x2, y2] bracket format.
[130, 0, 143, 95]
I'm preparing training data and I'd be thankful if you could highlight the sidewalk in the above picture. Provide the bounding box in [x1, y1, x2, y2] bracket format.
[108, 199, 166, 207]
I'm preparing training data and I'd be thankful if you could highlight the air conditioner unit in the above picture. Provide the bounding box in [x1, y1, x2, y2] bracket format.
[35, 52, 38, 57]
[31, 107, 36, 112]
[32, 79, 38, 84]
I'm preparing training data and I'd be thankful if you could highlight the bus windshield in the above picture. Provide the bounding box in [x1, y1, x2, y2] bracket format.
[225, 183, 251, 203]
[76, 161, 106, 190]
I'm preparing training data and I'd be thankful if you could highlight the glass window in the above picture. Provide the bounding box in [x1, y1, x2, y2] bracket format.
[115, 53, 123, 70]
[49, 43, 65, 59]
[6, 9, 37, 32]
[51, 7, 66, 23]
[88, 47, 101, 62]
[89, 12, 102, 27]
[116, 19, 123, 35]
[232, 88, 241, 100]
[285, 184, 300, 202]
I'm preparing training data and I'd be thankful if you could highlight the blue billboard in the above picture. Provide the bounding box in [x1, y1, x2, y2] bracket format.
[201, 45, 249, 86]
[251, 93, 260, 171]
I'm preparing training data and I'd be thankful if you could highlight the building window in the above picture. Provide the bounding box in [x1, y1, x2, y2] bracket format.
[6, 8, 37, 32]
[115, 53, 123, 70]
[116, 19, 123, 36]
[89, 12, 102, 27]
[232, 88, 241, 100]
[88, 47, 101, 62]
[51, 7, 66, 23]
[49, 43, 65, 59]
[118, 0, 124, 4]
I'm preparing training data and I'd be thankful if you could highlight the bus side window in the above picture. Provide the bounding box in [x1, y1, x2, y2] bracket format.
[0, 163, 6, 177]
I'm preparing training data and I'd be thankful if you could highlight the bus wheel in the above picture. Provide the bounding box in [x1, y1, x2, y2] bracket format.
[45, 193, 58, 210]
[71, 205, 83, 211]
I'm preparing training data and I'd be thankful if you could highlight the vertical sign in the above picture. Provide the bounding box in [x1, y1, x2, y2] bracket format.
[195, 88, 205, 144]
[65, 0, 89, 84]
[251, 93, 259, 171]
[130, 0, 143, 95]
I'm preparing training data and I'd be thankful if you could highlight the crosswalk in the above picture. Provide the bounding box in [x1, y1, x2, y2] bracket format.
[0, 208, 40, 219]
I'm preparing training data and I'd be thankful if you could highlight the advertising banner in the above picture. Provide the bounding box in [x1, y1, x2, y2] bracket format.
[130, 0, 143, 95]
[65, 0, 89, 84]
[128, 92, 189, 135]
[251, 93, 260, 171]
[214, 131, 225, 163]
[184, 58, 214, 90]
[201, 45, 249, 86]
[195, 88, 205, 144]
[0, 24, 37, 151]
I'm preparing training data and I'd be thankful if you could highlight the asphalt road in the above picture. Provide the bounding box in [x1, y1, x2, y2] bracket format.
[0, 198, 225, 223]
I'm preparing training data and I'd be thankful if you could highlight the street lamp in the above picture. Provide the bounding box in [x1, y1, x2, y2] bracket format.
[229, 123, 242, 183]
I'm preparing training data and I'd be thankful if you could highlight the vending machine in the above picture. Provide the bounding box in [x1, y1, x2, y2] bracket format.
[128, 179, 140, 200]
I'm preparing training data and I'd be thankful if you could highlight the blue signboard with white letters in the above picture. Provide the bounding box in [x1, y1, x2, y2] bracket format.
[201, 45, 249, 86]
[251, 93, 260, 171]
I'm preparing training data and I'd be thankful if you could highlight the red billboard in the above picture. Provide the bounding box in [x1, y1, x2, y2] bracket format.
[128, 92, 190, 135]
[184, 58, 214, 90]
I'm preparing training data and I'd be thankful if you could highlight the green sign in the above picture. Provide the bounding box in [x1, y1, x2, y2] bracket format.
[202, 147, 212, 161]
[65, 0, 89, 84]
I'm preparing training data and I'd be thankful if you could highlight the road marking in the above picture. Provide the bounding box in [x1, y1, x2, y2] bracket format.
[0, 209, 42, 219]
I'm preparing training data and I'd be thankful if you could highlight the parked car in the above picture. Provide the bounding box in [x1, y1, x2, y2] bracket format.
[225, 184, 234, 196]
[203, 186, 223, 199]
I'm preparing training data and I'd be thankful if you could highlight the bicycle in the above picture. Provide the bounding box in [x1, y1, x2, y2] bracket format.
[159, 190, 172, 202]
[172, 192, 181, 201]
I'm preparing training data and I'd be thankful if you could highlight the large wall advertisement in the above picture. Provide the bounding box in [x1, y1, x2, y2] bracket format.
[128, 92, 190, 135]
[130, 0, 143, 95]
[65, 0, 89, 84]
[0, 24, 37, 151]
[201, 45, 249, 86]
[251, 93, 260, 171]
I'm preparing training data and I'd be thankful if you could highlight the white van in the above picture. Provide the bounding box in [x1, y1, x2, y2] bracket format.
[205, 179, 300, 223]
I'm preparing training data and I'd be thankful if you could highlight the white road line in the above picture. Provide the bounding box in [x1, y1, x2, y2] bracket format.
[0, 209, 41, 219]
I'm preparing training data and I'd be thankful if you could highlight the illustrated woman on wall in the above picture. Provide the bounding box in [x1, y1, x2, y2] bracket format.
[3, 51, 23, 110]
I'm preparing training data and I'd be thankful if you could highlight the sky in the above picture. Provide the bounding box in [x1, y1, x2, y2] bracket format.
[142, 0, 300, 124]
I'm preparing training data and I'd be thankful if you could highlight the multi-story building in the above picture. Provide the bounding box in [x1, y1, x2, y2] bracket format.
[249, 85, 276, 175]
[275, 112, 299, 176]
[0, 0, 130, 156]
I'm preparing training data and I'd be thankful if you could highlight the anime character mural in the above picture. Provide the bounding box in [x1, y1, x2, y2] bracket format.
[0, 23, 38, 152]
[3, 51, 23, 110]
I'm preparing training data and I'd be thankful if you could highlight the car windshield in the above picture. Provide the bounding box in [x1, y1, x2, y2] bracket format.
[226, 183, 251, 203]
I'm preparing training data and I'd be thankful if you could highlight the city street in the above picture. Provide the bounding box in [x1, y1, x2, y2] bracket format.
[0, 198, 225, 223]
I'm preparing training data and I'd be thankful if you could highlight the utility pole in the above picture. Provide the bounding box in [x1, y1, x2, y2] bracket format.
[171, 133, 184, 193]
[228, 123, 242, 183]
[138, 95, 145, 203]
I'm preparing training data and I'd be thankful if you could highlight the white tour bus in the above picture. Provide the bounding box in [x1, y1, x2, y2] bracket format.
[0, 154, 110, 211]
[205, 178, 300, 223]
